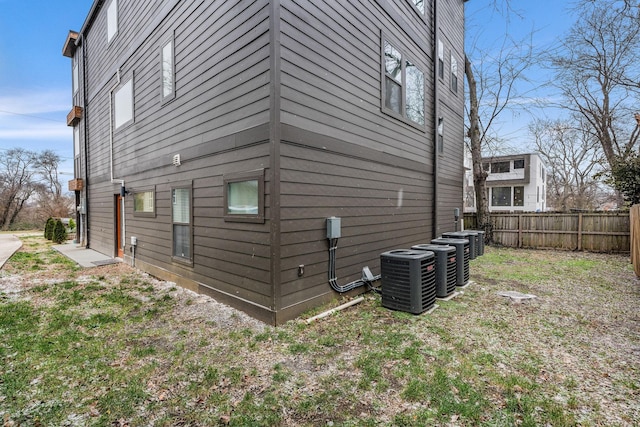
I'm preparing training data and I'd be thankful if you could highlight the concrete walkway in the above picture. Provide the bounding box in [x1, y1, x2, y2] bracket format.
[53, 241, 120, 268]
[0, 234, 23, 269]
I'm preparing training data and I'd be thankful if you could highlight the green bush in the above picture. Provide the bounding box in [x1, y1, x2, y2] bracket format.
[69, 218, 76, 231]
[52, 219, 68, 244]
[44, 218, 55, 240]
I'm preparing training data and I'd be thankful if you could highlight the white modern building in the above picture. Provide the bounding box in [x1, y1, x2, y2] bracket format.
[465, 153, 547, 212]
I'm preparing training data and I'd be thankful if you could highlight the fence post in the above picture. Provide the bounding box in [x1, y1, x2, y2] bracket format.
[518, 214, 523, 248]
[577, 213, 583, 251]
[632, 205, 640, 277]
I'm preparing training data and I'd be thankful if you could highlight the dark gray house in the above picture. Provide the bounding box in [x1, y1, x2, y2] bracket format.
[63, 0, 467, 324]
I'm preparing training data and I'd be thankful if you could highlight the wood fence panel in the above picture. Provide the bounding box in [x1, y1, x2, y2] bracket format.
[632, 205, 640, 276]
[464, 212, 631, 253]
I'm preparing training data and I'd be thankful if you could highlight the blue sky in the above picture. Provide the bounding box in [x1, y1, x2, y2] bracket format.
[0, 0, 574, 177]
[464, 0, 575, 151]
[0, 0, 93, 175]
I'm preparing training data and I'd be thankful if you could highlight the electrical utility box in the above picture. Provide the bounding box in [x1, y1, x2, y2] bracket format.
[327, 217, 341, 239]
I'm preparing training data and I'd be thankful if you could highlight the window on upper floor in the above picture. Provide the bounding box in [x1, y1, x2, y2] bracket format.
[107, 0, 118, 43]
[73, 125, 80, 157]
[491, 187, 511, 207]
[514, 159, 525, 169]
[438, 40, 444, 80]
[437, 117, 444, 154]
[491, 161, 510, 173]
[161, 35, 175, 101]
[114, 77, 133, 129]
[382, 38, 425, 127]
[410, 0, 424, 14]
[450, 53, 458, 94]
[72, 60, 79, 95]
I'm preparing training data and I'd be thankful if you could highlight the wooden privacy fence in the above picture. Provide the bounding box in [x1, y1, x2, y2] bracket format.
[632, 205, 640, 276]
[464, 212, 630, 253]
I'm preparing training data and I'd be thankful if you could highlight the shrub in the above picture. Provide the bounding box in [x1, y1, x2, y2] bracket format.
[44, 218, 55, 240]
[68, 218, 76, 231]
[52, 219, 68, 244]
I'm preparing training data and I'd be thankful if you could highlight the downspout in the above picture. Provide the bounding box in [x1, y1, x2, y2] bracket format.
[432, 0, 440, 238]
[79, 32, 90, 247]
[108, 68, 127, 256]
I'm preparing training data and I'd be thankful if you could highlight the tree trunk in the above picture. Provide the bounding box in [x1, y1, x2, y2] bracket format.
[465, 55, 491, 241]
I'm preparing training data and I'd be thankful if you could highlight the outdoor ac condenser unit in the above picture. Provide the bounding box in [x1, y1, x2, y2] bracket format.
[442, 231, 480, 259]
[431, 237, 470, 287]
[380, 249, 436, 314]
[412, 244, 457, 298]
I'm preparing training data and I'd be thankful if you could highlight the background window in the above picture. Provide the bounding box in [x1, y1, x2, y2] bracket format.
[491, 187, 511, 206]
[172, 187, 191, 261]
[224, 169, 264, 223]
[161, 37, 174, 100]
[514, 186, 524, 206]
[514, 159, 525, 169]
[114, 78, 133, 129]
[107, 0, 118, 43]
[134, 190, 155, 216]
[491, 161, 510, 173]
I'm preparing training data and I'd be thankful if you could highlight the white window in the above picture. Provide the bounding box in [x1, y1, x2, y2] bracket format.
[107, 0, 118, 43]
[114, 78, 133, 129]
[172, 187, 191, 262]
[161, 37, 175, 100]
[72, 61, 79, 94]
[74, 125, 80, 156]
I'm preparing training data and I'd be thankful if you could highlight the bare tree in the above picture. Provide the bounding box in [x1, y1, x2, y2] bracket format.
[551, 0, 640, 188]
[530, 119, 603, 211]
[465, 31, 535, 238]
[35, 150, 73, 219]
[0, 148, 39, 230]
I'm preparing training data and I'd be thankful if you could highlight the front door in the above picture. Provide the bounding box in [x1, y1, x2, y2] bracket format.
[115, 195, 124, 258]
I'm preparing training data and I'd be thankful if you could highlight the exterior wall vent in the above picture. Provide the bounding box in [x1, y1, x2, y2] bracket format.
[380, 249, 436, 314]
[172, 154, 181, 166]
[412, 244, 457, 297]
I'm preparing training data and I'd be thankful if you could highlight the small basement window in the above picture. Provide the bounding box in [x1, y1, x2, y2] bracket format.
[224, 169, 264, 223]
[133, 188, 155, 217]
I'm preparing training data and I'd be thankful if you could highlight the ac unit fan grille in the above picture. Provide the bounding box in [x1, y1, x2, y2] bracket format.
[381, 254, 436, 314]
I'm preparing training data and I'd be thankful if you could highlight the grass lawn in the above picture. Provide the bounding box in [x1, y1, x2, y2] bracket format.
[0, 235, 639, 426]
